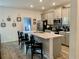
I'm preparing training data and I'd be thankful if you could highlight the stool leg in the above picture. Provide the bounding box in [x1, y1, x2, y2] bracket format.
[41, 48, 43, 59]
[31, 53, 33, 59]
[21, 42, 22, 48]
[21, 42, 24, 49]
[18, 39, 20, 45]
[31, 47, 33, 59]
[26, 45, 29, 54]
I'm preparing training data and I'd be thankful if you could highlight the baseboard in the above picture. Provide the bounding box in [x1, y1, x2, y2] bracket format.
[1, 40, 18, 44]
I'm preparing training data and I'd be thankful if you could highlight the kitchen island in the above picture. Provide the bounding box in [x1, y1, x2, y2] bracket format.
[32, 32, 63, 59]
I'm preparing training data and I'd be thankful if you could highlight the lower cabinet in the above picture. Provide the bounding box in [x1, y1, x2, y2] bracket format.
[65, 32, 70, 46]
[59, 31, 70, 46]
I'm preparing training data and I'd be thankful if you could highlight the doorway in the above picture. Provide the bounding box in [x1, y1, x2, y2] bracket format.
[23, 17, 32, 32]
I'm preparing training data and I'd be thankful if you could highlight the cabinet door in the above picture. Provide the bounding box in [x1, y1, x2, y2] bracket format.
[59, 31, 66, 44]
[42, 12, 54, 24]
[47, 12, 54, 24]
[54, 8, 62, 18]
[65, 33, 70, 46]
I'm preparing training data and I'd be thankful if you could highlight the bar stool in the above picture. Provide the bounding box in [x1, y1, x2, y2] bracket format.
[17, 31, 21, 45]
[17, 31, 24, 45]
[30, 35, 43, 59]
[20, 33, 29, 48]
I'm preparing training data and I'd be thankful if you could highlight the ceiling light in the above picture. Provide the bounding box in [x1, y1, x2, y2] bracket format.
[40, 0, 43, 2]
[42, 6, 45, 10]
[52, 2, 56, 6]
[30, 5, 34, 8]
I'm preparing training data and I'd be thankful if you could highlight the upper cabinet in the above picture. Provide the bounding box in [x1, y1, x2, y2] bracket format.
[62, 7, 70, 25]
[47, 12, 55, 24]
[62, 8, 70, 17]
[42, 11, 55, 24]
[42, 7, 62, 20]
[54, 7, 62, 18]
[41, 5, 70, 25]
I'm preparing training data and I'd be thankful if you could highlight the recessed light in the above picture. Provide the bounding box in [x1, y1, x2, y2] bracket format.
[40, 0, 43, 2]
[42, 6, 45, 10]
[30, 5, 34, 8]
[52, 2, 56, 6]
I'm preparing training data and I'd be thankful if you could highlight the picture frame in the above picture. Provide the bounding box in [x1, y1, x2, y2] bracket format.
[17, 17, 21, 22]
[12, 23, 16, 27]
[33, 22, 36, 25]
[7, 17, 11, 21]
[1, 23, 6, 27]
[33, 19, 36, 21]
[33, 19, 36, 25]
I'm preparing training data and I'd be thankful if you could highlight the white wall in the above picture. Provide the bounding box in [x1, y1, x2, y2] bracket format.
[0, 7, 41, 43]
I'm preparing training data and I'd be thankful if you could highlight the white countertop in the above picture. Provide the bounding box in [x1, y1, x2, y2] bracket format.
[32, 32, 63, 39]
[66, 32, 70, 34]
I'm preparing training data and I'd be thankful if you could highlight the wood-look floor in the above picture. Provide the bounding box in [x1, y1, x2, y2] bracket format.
[1, 42, 69, 59]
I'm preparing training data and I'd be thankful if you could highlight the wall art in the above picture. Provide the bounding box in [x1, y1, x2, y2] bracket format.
[1, 19, 6, 27]
[33, 19, 36, 25]
[1, 23, 6, 27]
[17, 17, 21, 22]
[12, 23, 16, 27]
[33, 19, 36, 21]
[7, 16, 11, 21]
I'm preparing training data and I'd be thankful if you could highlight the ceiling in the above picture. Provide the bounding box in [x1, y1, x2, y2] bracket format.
[0, 0, 70, 11]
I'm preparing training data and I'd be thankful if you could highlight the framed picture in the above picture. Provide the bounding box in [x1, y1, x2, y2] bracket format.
[33, 19, 36, 25]
[12, 23, 16, 27]
[7, 17, 11, 21]
[33, 22, 36, 25]
[17, 17, 21, 22]
[1, 23, 6, 27]
[33, 19, 36, 21]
